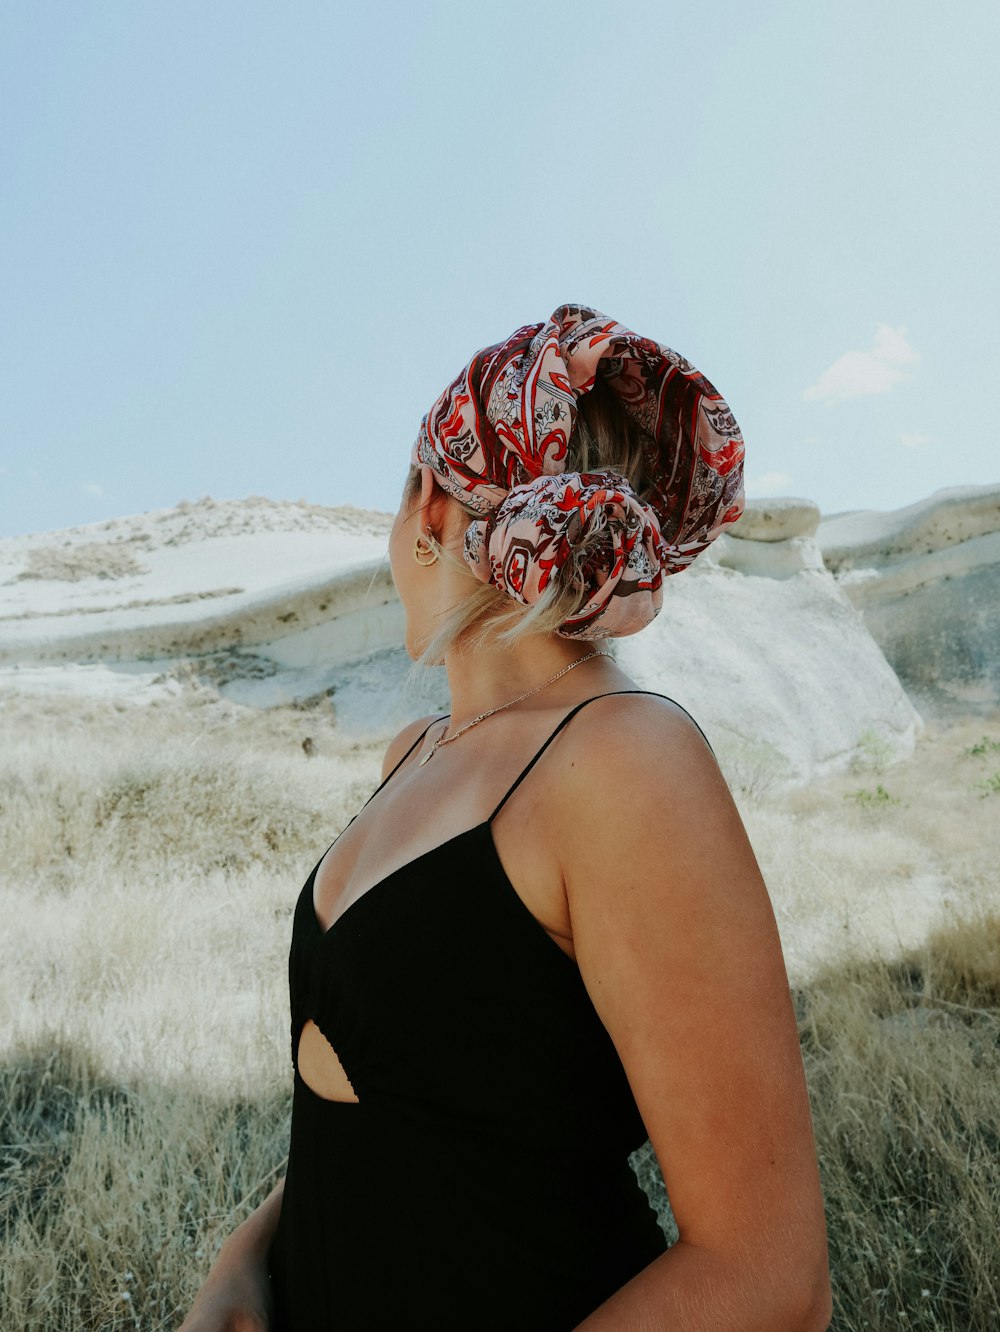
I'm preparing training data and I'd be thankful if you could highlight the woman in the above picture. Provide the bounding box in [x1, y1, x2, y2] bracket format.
[179, 304, 832, 1330]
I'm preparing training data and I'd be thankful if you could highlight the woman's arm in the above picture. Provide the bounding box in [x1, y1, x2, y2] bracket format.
[551, 697, 832, 1331]
[177, 1179, 284, 1332]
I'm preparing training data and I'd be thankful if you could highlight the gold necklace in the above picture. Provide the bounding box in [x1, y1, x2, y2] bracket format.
[418, 649, 610, 766]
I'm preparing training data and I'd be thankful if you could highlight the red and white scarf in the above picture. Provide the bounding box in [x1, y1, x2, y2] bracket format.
[411, 303, 746, 639]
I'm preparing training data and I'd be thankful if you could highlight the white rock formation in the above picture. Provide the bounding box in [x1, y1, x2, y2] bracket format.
[0, 490, 949, 787]
[0, 496, 402, 669]
[614, 520, 921, 789]
[816, 482, 1000, 714]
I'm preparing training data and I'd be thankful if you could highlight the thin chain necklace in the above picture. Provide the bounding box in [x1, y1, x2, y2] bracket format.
[418, 649, 610, 766]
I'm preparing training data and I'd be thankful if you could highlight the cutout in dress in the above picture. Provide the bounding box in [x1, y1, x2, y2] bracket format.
[297, 1019, 360, 1103]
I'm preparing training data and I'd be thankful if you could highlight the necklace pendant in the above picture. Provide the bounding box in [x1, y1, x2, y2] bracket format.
[418, 748, 435, 766]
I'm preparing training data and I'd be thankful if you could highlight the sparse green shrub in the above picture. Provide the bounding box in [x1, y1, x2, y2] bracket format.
[849, 727, 897, 775]
[962, 735, 1000, 759]
[844, 783, 901, 809]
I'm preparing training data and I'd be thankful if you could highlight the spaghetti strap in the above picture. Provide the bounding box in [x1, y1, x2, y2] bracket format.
[487, 689, 715, 824]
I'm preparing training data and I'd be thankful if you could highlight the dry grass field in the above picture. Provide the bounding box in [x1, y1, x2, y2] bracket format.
[1, 687, 998, 1330]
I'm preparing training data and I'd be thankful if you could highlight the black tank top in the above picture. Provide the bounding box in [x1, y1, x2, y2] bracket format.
[268, 691, 713, 1330]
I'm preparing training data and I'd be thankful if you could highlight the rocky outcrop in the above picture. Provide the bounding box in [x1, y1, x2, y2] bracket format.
[816, 483, 1000, 713]
[4, 482, 996, 801]
[0, 497, 401, 668]
[711, 497, 825, 580]
[614, 529, 921, 790]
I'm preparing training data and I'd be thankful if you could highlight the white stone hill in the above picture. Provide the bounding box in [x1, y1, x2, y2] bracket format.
[5, 484, 994, 786]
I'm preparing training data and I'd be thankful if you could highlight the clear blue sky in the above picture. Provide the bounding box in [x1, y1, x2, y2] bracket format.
[2, 0, 997, 538]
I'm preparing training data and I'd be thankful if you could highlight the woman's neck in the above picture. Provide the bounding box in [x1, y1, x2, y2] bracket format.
[440, 635, 624, 729]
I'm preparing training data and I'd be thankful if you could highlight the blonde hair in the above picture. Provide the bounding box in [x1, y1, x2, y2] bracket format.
[407, 378, 657, 667]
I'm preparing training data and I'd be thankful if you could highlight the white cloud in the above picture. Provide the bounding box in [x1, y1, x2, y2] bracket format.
[899, 432, 932, 448]
[744, 470, 794, 497]
[803, 324, 919, 405]
[81, 481, 104, 496]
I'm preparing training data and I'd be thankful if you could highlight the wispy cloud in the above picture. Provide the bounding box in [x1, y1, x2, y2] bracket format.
[81, 481, 104, 496]
[899, 432, 932, 448]
[804, 324, 919, 405]
[745, 470, 794, 497]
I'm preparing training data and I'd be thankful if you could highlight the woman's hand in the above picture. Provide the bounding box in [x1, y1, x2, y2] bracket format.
[176, 1260, 271, 1332]
[177, 1180, 283, 1332]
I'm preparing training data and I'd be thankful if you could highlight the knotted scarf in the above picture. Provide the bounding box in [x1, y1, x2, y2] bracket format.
[411, 303, 746, 639]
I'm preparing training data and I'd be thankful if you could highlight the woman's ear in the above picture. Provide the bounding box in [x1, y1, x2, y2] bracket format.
[418, 464, 438, 512]
[416, 466, 460, 543]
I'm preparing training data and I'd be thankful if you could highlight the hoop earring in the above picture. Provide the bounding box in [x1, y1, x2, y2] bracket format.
[413, 532, 439, 566]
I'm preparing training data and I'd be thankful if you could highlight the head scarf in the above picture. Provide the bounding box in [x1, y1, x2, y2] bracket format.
[411, 303, 745, 639]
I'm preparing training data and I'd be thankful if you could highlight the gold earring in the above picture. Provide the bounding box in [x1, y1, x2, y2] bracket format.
[413, 532, 439, 566]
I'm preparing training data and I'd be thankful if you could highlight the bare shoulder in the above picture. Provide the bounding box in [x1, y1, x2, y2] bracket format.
[554, 689, 725, 815]
[551, 689, 765, 999]
[379, 712, 446, 780]
[550, 687, 742, 918]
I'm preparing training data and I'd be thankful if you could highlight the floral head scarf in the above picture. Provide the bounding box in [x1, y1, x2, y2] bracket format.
[410, 303, 745, 639]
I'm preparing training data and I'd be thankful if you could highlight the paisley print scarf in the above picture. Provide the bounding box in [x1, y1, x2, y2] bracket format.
[411, 303, 746, 639]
